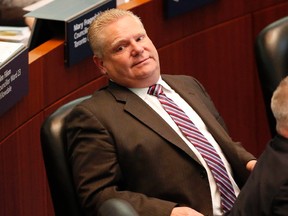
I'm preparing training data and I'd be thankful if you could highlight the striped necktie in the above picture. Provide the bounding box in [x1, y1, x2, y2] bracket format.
[147, 84, 236, 213]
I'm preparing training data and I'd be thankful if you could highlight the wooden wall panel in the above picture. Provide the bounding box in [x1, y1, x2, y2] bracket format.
[250, 0, 287, 11]
[43, 76, 108, 118]
[252, 1, 288, 37]
[134, 0, 288, 50]
[0, 114, 53, 216]
[133, 0, 252, 48]
[40, 39, 101, 107]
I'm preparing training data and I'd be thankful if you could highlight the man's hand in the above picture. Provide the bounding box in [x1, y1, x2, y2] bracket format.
[246, 159, 257, 172]
[170, 207, 204, 216]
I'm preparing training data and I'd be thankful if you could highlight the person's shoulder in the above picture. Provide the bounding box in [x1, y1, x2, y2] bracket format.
[162, 74, 204, 89]
[162, 74, 199, 84]
[162, 74, 195, 80]
[81, 86, 111, 105]
[270, 135, 288, 152]
[66, 88, 111, 120]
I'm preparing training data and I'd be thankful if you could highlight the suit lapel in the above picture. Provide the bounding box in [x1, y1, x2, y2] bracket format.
[107, 77, 234, 163]
[107, 82, 202, 163]
[163, 76, 232, 146]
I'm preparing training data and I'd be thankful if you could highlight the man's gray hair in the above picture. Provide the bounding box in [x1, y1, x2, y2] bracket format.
[87, 8, 143, 58]
[271, 76, 288, 130]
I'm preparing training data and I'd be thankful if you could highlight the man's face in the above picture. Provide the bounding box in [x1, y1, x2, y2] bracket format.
[94, 15, 160, 88]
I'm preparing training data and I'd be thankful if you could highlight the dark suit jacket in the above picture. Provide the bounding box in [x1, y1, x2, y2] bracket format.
[65, 75, 255, 216]
[229, 135, 288, 216]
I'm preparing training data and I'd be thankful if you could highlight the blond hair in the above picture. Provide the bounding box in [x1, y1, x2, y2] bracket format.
[88, 8, 143, 58]
[271, 76, 288, 130]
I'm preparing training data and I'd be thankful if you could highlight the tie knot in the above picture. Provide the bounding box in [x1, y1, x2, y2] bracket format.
[147, 84, 163, 97]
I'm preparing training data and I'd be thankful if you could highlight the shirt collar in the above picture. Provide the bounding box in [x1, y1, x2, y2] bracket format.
[129, 76, 172, 99]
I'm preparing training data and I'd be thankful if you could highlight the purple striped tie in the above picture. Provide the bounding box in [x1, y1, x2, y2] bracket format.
[148, 84, 236, 213]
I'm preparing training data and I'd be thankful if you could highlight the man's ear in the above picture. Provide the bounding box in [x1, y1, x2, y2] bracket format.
[93, 56, 107, 75]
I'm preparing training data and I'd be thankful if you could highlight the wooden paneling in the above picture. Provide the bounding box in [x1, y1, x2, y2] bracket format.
[250, 0, 287, 11]
[252, 1, 288, 37]
[43, 76, 108, 118]
[40, 39, 101, 107]
[0, 114, 53, 216]
[133, 0, 252, 48]
[144, 0, 288, 49]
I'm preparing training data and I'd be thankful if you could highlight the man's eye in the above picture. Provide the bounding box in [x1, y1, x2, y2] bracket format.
[137, 36, 144, 42]
[116, 46, 124, 52]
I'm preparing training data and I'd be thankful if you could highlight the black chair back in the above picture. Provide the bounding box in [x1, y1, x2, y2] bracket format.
[40, 96, 90, 216]
[255, 16, 288, 136]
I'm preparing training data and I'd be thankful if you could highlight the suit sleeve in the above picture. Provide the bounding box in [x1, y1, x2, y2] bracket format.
[65, 105, 177, 216]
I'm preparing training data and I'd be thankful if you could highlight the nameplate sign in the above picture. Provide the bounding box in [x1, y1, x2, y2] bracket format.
[26, 0, 116, 66]
[0, 48, 29, 116]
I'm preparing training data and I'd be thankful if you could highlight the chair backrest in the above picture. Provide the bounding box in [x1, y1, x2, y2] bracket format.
[255, 16, 288, 137]
[40, 95, 91, 216]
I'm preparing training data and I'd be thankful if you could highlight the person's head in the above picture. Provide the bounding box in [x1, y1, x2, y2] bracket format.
[87, 8, 160, 88]
[271, 76, 288, 137]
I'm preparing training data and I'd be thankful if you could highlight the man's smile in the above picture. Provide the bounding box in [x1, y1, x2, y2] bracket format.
[132, 57, 151, 67]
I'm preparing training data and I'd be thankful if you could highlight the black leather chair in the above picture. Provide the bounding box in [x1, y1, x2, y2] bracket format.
[255, 16, 288, 137]
[40, 95, 90, 216]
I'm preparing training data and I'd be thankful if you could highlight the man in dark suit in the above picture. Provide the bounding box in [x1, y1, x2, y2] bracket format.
[229, 76, 288, 216]
[65, 8, 256, 216]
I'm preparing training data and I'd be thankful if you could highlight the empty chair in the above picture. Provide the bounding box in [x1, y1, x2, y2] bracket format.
[255, 16, 288, 137]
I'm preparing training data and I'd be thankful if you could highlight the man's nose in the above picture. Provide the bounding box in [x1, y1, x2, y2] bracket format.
[131, 41, 144, 56]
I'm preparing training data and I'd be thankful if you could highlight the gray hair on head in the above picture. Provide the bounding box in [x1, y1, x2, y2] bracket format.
[87, 8, 144, 58]
[271, 76, 288, 130]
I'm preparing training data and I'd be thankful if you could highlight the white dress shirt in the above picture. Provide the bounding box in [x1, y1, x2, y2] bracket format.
[130, 77, 240, 216]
